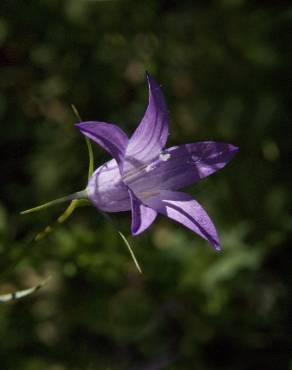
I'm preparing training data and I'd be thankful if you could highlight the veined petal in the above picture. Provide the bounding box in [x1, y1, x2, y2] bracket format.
[128, 189, 157, 235]
[124, 73, 169, 173]
[75, 121, 128, 173]
[144, 190, 220, 250]
[87, 159, 131, 212]
[126, 142, 238, 194]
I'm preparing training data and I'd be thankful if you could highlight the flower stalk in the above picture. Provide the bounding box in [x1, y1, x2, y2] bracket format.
[20, 190, 87, 215]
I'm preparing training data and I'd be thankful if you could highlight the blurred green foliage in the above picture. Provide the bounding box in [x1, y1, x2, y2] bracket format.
[1, 1, 291, 369]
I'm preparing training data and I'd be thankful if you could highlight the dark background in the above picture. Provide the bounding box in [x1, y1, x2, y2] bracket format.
[0, 1, 291, 369]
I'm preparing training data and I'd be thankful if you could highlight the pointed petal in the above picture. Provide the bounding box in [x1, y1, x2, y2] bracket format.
[75, 121, 128, 172]
[128, 189, 157, 236]
[144, 190, 220, 250]
[126, 142, 239, 194]
[124, 73, 169, 172]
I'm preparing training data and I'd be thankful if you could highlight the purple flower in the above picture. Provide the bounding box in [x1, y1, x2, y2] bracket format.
[75, 73, 238, 250]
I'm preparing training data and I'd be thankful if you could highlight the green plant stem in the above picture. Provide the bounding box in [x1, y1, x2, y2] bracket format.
[20, 190, 87, 215]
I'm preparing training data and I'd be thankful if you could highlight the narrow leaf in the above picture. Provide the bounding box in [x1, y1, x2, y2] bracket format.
[0, 277, 50, 303]
[117, 230, 142, 274]
[71, 103, 82, 122]
[101, 212, 142, 274]
[71, 104, 94, 179]
[85, 137, 94, 179]
[35, 199, 91, 241]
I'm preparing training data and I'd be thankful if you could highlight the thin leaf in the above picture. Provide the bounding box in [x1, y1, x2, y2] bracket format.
[20, 190, 88, 242]
[101, 212, 142, 274]
[117, 230, 142, 274]
[35, 199, 91, 241]
[71, 103, 82, 122]
[85, 137, 94, 179]
[0, 277, 50, 303]
[71, 104, 94, 179]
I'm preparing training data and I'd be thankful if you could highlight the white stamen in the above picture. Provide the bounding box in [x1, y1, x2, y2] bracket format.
[145, 163, 156, 172]
[159, 152, 171, 162]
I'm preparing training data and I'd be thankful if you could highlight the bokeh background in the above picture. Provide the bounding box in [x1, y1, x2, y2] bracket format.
[1, 1, 291, 369]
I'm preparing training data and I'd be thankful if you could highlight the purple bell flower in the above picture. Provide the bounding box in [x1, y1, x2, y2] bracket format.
[75, 73, 238, 250]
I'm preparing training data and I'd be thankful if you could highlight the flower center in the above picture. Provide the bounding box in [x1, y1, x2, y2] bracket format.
[122, 151, 171, 184]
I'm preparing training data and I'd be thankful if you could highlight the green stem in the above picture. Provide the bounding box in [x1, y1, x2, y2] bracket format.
[20, 190, 87, 215]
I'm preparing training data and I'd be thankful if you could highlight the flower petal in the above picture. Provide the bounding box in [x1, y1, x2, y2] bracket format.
[124, 73, 169, 172]
[144, 190, 220, 250]
[75, 121, 128, 173]
[128, 189, 157, 236]
[127, 142, 239, 194]
[87, 159, 131, 212]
